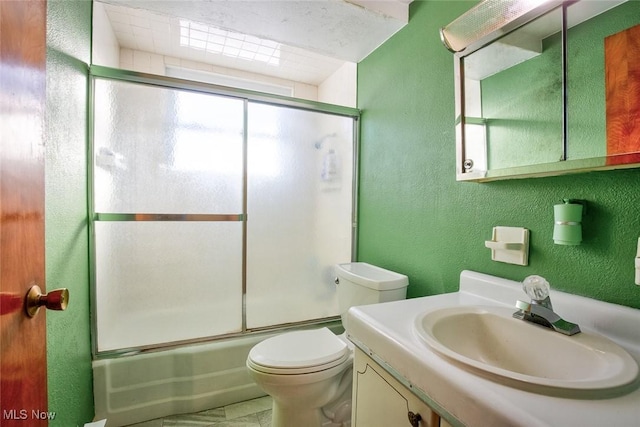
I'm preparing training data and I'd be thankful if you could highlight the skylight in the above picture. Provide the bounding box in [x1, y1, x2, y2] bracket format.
[179, 19, 281, 66]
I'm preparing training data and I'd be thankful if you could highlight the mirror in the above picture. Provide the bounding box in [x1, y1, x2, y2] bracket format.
[453, 0, 640, 181]
[566, 1, 640, 166]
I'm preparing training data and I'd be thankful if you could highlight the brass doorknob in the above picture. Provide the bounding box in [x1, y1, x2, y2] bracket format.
[408, 411, 422, 427]
[25, 285, 69, 318]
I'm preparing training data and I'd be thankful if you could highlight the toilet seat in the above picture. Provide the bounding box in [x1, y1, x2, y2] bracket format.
[248, 327, 349, 375]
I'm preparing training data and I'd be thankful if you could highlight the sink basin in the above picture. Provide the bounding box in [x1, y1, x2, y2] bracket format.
[414, 305, 639, 397]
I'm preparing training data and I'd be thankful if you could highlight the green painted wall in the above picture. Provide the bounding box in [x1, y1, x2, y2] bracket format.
[357, 0, 640, 308]
[46, 0, 94, 424]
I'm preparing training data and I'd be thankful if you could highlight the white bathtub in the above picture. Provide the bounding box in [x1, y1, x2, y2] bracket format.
[92, 322, 342, 426]
[92, 334, 269, 426]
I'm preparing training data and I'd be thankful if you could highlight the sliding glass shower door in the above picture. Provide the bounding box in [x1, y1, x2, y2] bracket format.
[90, 69, 357, 354]
[92, 77, 246, 352]
[246, 103, 353, 328]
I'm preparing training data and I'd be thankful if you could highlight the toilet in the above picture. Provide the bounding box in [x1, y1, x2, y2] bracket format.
[246, 262, 409, 427]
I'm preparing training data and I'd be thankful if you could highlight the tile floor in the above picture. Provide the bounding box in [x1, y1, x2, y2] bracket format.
[126, 396, 273, 427]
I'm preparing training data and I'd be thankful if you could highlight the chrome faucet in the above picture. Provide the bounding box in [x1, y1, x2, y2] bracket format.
[513, 275, 581, 336]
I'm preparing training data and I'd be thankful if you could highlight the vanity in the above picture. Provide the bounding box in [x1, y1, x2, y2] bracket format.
[346, 271, 640, 426]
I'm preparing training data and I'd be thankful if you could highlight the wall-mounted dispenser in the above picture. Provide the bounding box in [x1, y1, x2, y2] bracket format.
[321, 149, 338, 182]
[553, 199, 586, 245]
[635, 237, 640, 286]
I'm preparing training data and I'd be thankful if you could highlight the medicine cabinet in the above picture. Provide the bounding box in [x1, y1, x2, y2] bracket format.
[443, 0, 640, 181]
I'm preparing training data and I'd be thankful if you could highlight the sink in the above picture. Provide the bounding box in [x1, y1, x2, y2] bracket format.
[414, 305, 639, 397]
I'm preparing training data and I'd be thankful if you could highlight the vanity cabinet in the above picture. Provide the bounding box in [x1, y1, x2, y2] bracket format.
[352, 348, 447, 427]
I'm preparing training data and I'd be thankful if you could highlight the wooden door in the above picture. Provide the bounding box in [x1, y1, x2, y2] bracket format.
[0, 0, 49, 425]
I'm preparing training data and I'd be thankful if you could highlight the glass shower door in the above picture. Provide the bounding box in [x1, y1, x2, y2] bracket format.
[92, 78, 245, 352]
[245, 103, 354, 328]
[90, 69, 358, 354]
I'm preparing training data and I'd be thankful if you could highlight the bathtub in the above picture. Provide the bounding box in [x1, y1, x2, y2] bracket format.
[92, 323, 342, 426]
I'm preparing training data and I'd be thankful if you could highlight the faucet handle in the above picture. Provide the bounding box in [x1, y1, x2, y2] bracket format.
[522, 275, 550, 301]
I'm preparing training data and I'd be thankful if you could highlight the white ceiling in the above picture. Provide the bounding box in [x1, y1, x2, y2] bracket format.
[96, 0, 412, 85]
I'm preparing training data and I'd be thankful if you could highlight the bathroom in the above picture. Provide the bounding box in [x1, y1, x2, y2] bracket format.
[9, 0, 640, 425]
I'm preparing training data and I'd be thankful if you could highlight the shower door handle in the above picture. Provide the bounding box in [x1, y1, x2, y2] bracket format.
[25, 285, 69, 318]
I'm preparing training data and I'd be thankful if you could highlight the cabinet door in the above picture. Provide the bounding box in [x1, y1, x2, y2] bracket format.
[352, 348, 440, 427]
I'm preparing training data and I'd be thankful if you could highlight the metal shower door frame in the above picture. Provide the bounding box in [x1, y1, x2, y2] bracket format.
[88, 65, 360, 358]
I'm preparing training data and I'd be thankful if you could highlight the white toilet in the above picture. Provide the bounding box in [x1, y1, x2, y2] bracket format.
[246, 262, 409, 427]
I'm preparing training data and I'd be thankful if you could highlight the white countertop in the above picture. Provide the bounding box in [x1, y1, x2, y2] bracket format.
[346, 271, 640, 427]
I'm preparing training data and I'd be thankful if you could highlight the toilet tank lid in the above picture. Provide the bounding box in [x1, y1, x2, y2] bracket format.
[335, 262, 408, 290]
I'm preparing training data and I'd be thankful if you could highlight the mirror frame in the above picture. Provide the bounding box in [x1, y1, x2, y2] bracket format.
[452, 0, 640, 182]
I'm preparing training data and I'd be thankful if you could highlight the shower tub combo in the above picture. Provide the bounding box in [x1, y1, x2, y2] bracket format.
[89, 67, 358, 426]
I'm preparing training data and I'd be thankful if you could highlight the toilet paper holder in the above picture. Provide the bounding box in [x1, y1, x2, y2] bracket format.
[485, 226, 530, 266]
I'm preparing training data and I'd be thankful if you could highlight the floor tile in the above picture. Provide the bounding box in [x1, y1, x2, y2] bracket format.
[161, 409, 226, 426]
[125, 419, 163, 427]
[212, 414, 261, 427]
[123, 397, 272, 427]
[256, 409, 272, 427]
[224, 396, 272, 420]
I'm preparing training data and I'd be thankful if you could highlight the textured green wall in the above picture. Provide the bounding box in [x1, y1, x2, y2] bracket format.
[46, 0, 94, 424]
[357, 0, 640, 308]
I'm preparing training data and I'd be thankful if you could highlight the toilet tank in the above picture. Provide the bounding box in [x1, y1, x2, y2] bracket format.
[334, 262, 408, 326]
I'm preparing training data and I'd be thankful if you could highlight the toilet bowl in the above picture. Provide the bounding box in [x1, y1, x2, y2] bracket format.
[247, 327, 353, 426]
[246, 262, 409, 427]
